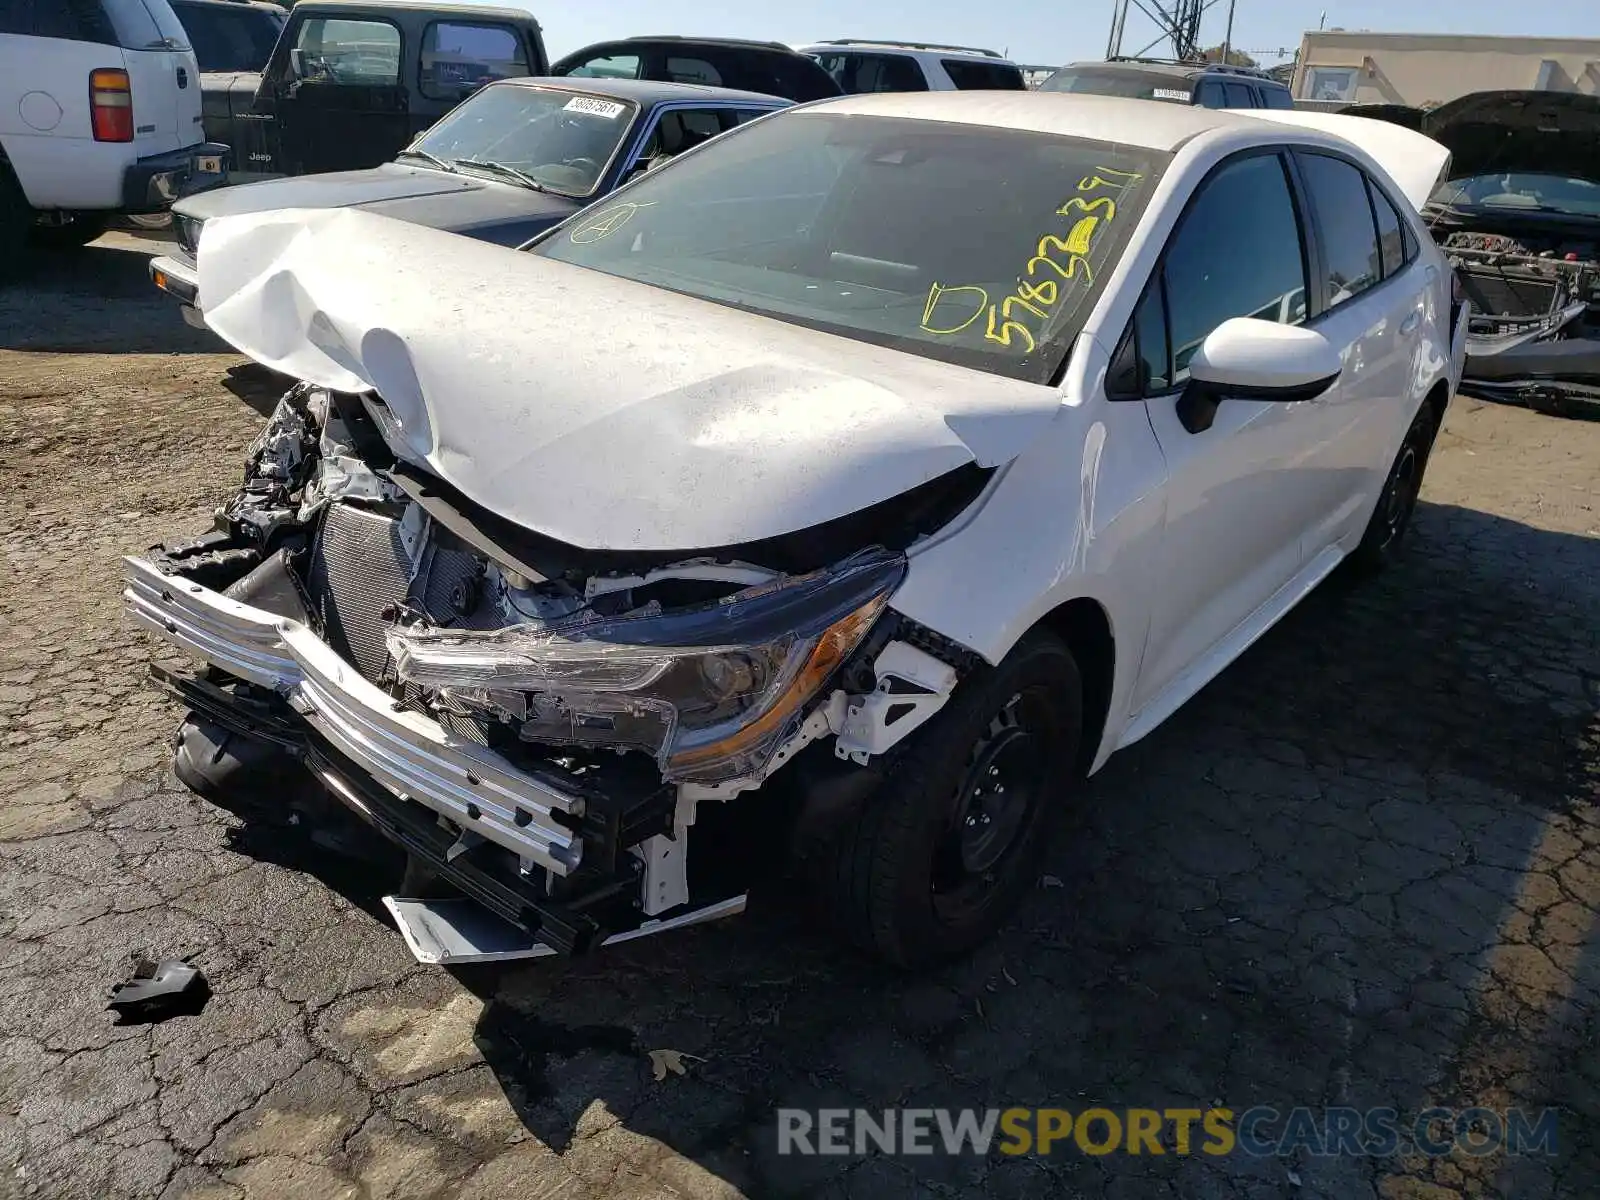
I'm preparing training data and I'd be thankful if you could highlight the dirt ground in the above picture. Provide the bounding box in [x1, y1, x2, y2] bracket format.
[0, 233, 1597, 1200]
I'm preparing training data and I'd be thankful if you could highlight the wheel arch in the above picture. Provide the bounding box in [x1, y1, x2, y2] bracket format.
[1032, 596, 1116, 776]
[1422, 377, 1450, 431]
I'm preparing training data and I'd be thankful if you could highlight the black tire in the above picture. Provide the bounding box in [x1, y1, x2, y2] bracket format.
[30, 212, 110, 250]
[1348, 403, 1439, 574]
[0, 161, 33, 277]
[817, 629, 1083, 969]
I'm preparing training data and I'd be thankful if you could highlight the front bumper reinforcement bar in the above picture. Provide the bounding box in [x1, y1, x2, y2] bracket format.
[124, 554, 583, 878]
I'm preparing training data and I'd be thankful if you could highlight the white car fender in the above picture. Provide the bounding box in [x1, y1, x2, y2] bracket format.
[886, 334, 1171, 772]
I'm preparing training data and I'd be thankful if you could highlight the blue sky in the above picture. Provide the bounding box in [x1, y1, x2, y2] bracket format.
[469, 0, 1598, 66]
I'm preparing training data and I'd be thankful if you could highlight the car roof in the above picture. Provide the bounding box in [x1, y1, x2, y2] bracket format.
[501, 75, 792, 107]
[805, 89, 1277, 150]
[570, 35, 805, 56]
[289, 0, 534, 21]
[1061, 58, 1286, 85]
[170, 0, 286, 10]
[799, 41, 1015, 65]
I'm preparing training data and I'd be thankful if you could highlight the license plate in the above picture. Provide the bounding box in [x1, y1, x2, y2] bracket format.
[195, 155, 222, 175]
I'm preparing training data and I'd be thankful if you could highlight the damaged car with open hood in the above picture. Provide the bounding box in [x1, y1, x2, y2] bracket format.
[1413, 91, 1600, 417]
[126, 92, 1465, 968]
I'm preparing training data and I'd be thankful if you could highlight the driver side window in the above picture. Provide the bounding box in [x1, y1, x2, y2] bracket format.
[633, 108, 741, 174]
[1109, 152, 1309, 399]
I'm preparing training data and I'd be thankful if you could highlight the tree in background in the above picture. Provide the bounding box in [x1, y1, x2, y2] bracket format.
[1201, 45, 1258, 68]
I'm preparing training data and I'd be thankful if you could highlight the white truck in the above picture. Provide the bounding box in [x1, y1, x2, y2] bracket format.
[0, 0, 227, 266]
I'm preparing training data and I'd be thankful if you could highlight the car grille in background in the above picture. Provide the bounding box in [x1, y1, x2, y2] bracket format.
[1456, 267, 1559, 321]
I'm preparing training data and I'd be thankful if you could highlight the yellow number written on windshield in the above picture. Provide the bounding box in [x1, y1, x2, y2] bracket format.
[920, 168, 1143, 355]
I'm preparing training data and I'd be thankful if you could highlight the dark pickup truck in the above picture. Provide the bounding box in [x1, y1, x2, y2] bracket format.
[196, 0, 546, 183]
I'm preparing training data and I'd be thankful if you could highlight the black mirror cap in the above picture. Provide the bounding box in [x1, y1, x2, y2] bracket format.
[1175, 370, 1340, 434]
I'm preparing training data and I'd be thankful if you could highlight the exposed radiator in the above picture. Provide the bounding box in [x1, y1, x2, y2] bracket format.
[307, 502, 502, 699]
[307, 504, 413, 682]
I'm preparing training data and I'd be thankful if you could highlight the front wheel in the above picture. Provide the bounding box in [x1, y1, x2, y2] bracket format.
[816, 630, 1083, 968]
[1348, 403, 1439, 573]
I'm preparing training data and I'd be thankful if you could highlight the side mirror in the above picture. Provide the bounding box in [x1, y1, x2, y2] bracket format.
[1176, 317, 1342, 433]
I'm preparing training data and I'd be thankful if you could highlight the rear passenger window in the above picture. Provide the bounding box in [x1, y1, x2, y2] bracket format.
[563, 53, 641, 80]
[941, 59, 1027, 90]
[665, 56, 723, 86]
[5, 0, 177, 46]
[1262, 86, 1295, 109]
[1222, 82, 1256, 107]
[1296, 152, 1383, 309]
[421, 22, 527, 99]
[1162, 154, 1308, 382]
[815, 52, 927, 93]
[0, 0, 88, 38]
[1368, 178, 1411, 278]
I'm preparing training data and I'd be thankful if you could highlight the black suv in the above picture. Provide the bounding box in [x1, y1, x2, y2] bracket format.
[551, 36, 841, 103]
[169, 0, 286, 73]
[1040, 57, 1294, 109]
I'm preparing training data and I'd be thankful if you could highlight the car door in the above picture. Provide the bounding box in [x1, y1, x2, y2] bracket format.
[1120, 150, 1324, 713]
[268, 11, 407, 175]
[1288, 149, 1423, 554]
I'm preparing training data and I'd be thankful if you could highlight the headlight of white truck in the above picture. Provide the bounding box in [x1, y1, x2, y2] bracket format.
[385, 550, 905, 783]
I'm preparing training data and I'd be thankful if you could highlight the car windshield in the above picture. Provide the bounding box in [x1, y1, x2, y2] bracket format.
[1430, 172, 1600, 218]
[1040, 67, 1194, 103]
[530, 112, 1167, 384]
[411, 84, 638, 198]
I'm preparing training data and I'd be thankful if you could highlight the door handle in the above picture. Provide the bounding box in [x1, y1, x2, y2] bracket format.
[1399, 312, 1420, 336]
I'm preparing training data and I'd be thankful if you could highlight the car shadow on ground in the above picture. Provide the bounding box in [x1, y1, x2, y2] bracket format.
[210, 498, 1598, 1196]
[221, 361, 296, 415]
[0, 236, 225, 354]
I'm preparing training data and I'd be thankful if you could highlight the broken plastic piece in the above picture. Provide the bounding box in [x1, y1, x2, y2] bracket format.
[107, 958, 210, 1024]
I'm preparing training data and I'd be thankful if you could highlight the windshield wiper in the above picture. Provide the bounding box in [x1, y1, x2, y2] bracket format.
[396, 148, 456, 174]
[454, 159, 548, 192]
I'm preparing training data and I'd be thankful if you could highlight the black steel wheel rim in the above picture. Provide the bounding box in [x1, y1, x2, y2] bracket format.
[932, 691, 1048, 904]
[1378, 443, 1420, 548]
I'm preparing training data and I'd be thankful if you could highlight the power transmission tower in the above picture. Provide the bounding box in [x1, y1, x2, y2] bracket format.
[1105, 0, 1228, 61]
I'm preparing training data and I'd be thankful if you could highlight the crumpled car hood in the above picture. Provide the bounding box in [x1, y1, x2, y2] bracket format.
[198, 208, 1064, 552]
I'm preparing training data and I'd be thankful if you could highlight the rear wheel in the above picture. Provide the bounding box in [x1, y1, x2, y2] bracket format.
[817, 630, 1082, 968]
[0, 161, 33, 276]
[1348, 403, 1439, 573]
[30, 212, 110, 250]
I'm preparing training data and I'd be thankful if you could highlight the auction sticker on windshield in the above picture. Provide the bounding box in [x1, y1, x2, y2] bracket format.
[565, 96, 627, 120]
[1153, 88, 1191, 101]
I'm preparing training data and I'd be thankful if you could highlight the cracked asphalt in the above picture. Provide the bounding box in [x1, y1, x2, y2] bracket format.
[1, 234, 1597, 1200]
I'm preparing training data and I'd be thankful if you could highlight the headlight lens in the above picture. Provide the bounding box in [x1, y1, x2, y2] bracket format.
[386, 549, 905, 783]
[177, 214, 204, 255]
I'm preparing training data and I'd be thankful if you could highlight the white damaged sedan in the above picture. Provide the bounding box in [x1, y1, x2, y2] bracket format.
[126, 92, 1467, 968]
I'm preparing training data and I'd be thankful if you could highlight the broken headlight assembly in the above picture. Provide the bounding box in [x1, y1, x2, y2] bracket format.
[385, 550, 906, 784]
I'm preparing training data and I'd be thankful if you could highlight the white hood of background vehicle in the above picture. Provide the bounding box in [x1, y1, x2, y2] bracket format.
[198, 208, 1063, 551]
[1241, 109, 1452, 211]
